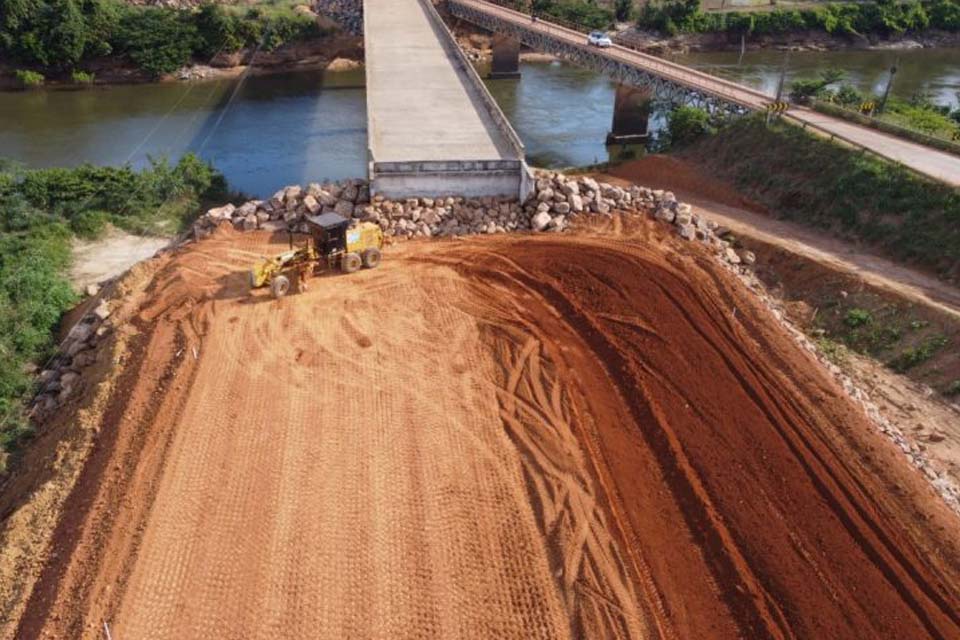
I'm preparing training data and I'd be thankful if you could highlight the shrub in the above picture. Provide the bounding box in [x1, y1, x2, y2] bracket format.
[70, 209, 110, 238]
[887, 335, 948, 372]
[113, 7, 199, 77]
[14, 69, 45, 88]
[844, 308, 873, 327]
[70, 69, 94, 84]
[667, 105, 711, 147]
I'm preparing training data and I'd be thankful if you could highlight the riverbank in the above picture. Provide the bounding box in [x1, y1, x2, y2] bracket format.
[620, 26, 960, 55]
[0, 34, 363, 91]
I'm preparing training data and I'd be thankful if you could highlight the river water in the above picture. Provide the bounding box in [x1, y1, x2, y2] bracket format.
[0, 47, 956, 197]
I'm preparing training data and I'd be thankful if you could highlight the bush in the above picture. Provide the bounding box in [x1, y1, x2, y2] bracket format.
[844, 308, 873, 327]
[668, 105, 712, 147]
[70, 69, 94, 84]
[113, 7, 199, 77]
[636, 0, 959, 36]
[0, 153, 230, 468]
[69, 210, 110, 238]
[14, 69, 45, 88]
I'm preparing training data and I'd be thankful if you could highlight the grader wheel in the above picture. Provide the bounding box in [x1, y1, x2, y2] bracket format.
[341, 252, 362, 274]
[270, 275, 291, 298]
[362, 248, 382, 269]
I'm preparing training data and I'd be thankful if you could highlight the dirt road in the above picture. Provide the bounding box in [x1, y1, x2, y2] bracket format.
[10, 224, 960, 639]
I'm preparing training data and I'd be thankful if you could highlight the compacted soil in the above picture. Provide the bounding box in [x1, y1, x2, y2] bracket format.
[4, 221, 960, 639]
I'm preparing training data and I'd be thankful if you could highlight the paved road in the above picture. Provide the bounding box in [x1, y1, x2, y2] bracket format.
[365, 0, 515, 163]
[454, 0, 960, 188]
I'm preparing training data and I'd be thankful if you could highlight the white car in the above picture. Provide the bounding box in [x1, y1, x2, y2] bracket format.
[587, 31, 613, 48]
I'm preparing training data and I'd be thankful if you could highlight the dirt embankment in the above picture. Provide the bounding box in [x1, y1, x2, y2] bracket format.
[2, 218, 959, 639]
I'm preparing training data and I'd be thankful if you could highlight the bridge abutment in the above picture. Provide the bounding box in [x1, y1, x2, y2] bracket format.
[489, 33, 521, 79]
[606, 83, 651, 146]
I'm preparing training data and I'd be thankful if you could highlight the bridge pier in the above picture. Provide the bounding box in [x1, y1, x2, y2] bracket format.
[606, 83, 651, 145]
[489, 33, 521, 79]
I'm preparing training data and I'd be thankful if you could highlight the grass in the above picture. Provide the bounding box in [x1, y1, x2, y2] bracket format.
[683, 116, 960, 278]
[887, 335, 949, 372]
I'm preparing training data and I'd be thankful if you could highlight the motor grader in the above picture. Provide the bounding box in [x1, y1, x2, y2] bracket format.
[249, 212, 383, 298]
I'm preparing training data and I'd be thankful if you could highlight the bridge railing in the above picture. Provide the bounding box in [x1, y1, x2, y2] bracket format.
[449, 0, 774, 110]
[417, 0, 526, 160]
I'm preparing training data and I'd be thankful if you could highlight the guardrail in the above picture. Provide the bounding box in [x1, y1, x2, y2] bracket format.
[448, 0, 771, 111]
[809, 99, 960, 158]
[417, 0, 526, 160]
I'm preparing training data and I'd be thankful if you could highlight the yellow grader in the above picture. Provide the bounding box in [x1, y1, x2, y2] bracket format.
[250, 212, 384, 298]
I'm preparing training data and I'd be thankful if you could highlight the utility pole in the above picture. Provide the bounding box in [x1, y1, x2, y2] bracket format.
[878, 56, 899, 114]
[767, 50, 790, 125]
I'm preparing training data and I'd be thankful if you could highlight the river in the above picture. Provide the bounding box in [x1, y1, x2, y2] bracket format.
[1, 47, 956, 197]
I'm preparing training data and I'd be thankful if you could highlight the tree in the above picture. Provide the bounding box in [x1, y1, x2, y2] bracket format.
[667, 105, 711, 147]
[615, 0, 633, 22]
[114, 7, 199, 77]
[44, 0, 86, 68]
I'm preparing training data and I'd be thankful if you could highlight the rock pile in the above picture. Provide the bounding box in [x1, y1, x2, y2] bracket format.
[29, 299, 113, 421]
[314, 0, 363, 35]
[194, 172, 753, 267]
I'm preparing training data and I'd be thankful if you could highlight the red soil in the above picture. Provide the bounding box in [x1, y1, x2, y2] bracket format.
[5, 222, 960, 639]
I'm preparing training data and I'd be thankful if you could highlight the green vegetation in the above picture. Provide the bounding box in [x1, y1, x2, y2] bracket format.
[530, 0, 615, 29]
[809, 295, 953, 381]
[70, 69, 94, 84]
[682, 115, 960, 276]
[789, 69, 960, 143]
[636, 0, 959, 37]
[0, 155, 228, 469]
[0, 0, 328, 79]
[887, 335, 949, 372]
[945, 379, 960, 395]
[13, 69, 44, 88]
[844, 307, 873, 328]
[666, 105, 714, 147]
[815, 336, 849, 365]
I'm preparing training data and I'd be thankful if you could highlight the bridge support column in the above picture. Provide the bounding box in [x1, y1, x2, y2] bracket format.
[606, 83, 652, 145]
[489, 33, 521, 79]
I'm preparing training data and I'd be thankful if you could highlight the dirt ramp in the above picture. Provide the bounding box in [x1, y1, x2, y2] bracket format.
[9, 225, 960, 639]
[438, 234, 960, 640]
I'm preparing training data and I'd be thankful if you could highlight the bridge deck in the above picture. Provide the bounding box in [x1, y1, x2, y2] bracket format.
[365, 0, 516, 163]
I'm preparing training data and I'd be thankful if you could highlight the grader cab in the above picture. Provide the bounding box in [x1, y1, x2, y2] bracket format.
[249, 213, 384, 298]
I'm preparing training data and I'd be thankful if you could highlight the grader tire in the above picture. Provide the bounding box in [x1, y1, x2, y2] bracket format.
[341, 253, 362, 274]
[270, 275, 291, 298]
[362, 248, 382, 269]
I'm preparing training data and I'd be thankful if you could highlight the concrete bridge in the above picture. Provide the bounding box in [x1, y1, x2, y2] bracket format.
[448, 0, 960, 188]
[363, 0, 532, 198]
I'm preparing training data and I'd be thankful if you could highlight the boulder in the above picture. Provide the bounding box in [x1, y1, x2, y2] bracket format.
[568, 194, 584, 213]
[283, 185, 302, 203]
[318, 191, 338, 207]
[553, 202, 571, 215]
[93, 301, 111, 321]
[725, 247, 742, 264]
[302, 194, 321, 214]
[334, 200, 355, 217]
[85, 283, 100, 297]
[341, 183, 359, 203]
[677, 223, 696, 241]
[206, 204, 235, 220]
[531, 211, 552, 231]
[655, 207, 676, 224]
